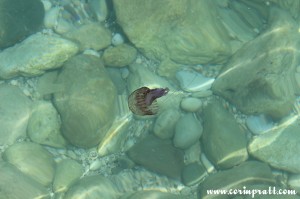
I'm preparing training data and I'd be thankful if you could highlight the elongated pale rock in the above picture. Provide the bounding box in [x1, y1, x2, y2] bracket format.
[0, 33, 78, 79]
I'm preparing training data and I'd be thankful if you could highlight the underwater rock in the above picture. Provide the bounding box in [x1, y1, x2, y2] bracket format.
[53, 54, 117, 148]
[113, 0, 232, 65]
[0, 0, 44, 49]
[181, 162, 207, 186]
[3, 142, 55, 186]
[248, 121, 300, 173]
[0, 84, 32, 146]
[53, 159, 83, 193]
[64, 175, 119, 199]
[202, 98, 248, 169]
[176, 70, 214, 93]
[65, 23, 111, 51]
[212, 7, 300, 119]
[153, 109, 180, 139]
[120, 190, 182, 199]
[27, 101, 67, 148]
[180, 97, 202, 112]
[173, 114, 203, 149]
[246, 114, 274, 135]
[288, 173, 300, 193]
[198, 161, 275, 199]
[102, 44, 137, 67]
[0, 33, 79, 79]
[127, 135, 184, 179]
[0, 162, 50, 199]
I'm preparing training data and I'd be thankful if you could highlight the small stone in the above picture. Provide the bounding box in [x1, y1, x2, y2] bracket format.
[3, 142, 55, 186]
[112, 33, 124, 46]
[27, 101, 67, 148]
[173, 114, 203, 149]
[182, 162, 207, 186]
[180, 97, 202, 112]
[176, 70, 214, 92]
[53, 159, 83, 193]
[65, 23, 111, 51]
[103, 44, 137, 67]
[153, 109, 180, 139]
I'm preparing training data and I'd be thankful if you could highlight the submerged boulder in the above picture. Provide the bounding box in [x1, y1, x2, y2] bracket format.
[54, 54, 117, 148]
[0, 0, 44, 48]
[212, 7, 300, 119]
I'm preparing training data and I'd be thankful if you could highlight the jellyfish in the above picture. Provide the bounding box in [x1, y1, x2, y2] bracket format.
[128, 87, 169, 116]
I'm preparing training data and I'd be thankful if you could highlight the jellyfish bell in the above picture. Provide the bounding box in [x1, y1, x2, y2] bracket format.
[128, 87, 169, 116]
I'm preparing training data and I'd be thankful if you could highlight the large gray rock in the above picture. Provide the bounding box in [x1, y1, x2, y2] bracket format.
[0, 162, 50, 199]
[212, 7, 300, 119]
[249, 122, 300, 173]
[0, 0, 44, 49]
[198, 161, 275, 199]
[54, 54, 117, 148]
[127, 135, 184, 179]
[113, 0, 231, 65]
[0, 84, 32, 146]
[3, 142, 55, 186]
[0, 33, 79, 79]
[202, 98, 248, 169]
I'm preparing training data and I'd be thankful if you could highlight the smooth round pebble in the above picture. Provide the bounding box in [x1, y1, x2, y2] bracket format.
[173, 114, 203, 149]
[180, 97, 202, 112]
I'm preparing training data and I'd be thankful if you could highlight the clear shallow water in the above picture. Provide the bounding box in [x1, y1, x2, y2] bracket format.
[0, 0, 300, 199]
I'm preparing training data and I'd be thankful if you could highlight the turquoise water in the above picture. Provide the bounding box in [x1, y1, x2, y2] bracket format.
[0, 0, 300, 199]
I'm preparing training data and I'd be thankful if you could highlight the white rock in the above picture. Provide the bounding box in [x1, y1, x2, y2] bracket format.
[0, 33, 79, 79]
[173, 114, 203, 149]
[246, 114, 274, 135]
[112, 33, 124, 46]
[180, 97, 202, 112]
[176, 70, 215, 92]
